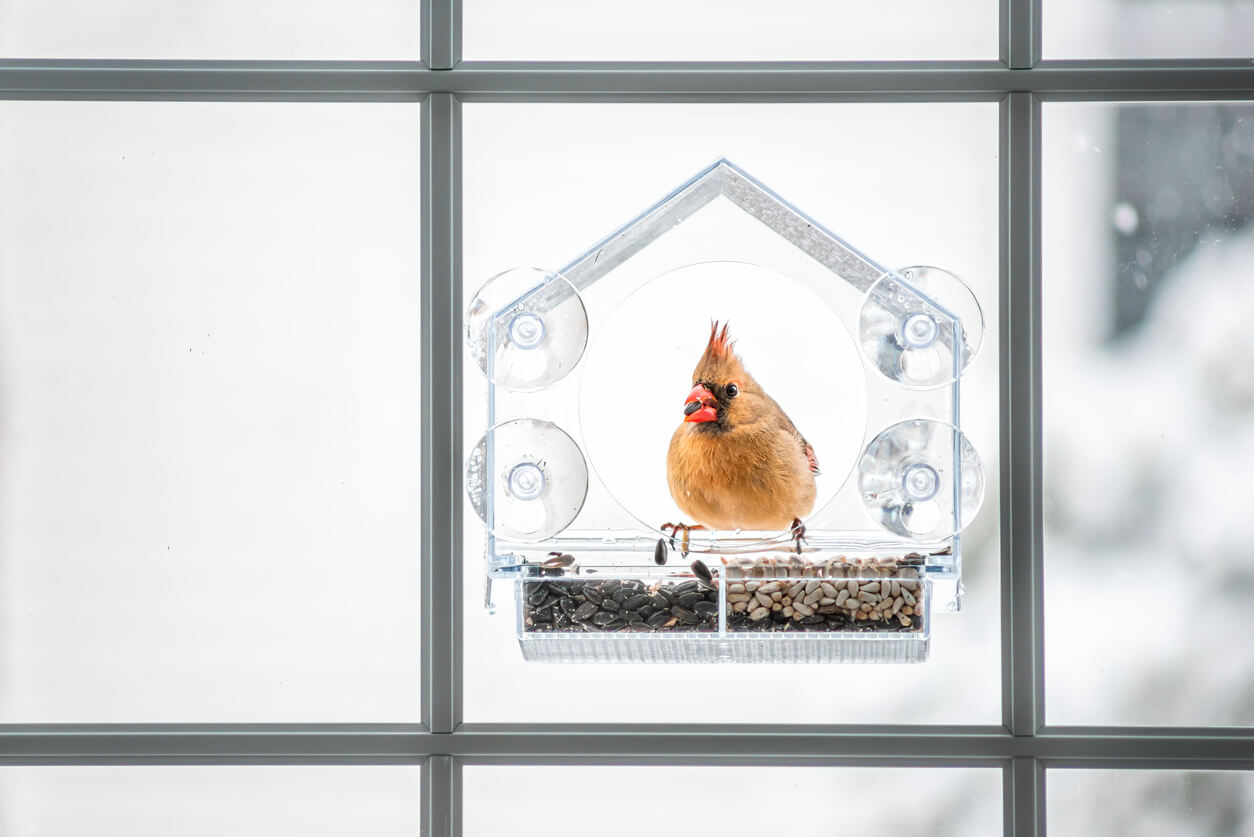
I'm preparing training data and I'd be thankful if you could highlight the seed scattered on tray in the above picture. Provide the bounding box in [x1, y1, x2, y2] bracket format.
[542, 552, 575, 569]
[690, 558, 713, 586]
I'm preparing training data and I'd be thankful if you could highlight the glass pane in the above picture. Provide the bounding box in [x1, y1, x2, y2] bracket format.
[0, 102, 421, 721]
[1048, 770, 1254, 835]
[0, 0, 418, 59]
[1046, 0, 1254, 58]
[465, 766, 1002, 837]
[1043, 103, 1254, 726]
[463, 0, 996, 60]
[0, 767, 420, 835]
[462, 103, 1001, 722]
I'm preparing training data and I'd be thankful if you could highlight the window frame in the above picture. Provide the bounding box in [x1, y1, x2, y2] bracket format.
[3, 1, 1254, 834]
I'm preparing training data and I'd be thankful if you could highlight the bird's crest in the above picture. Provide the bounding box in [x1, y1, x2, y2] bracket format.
[694, 320, 747, 383]
[700, 320, 735, 364]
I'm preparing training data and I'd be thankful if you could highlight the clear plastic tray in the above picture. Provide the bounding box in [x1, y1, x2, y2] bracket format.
[517, 554, 932, 663]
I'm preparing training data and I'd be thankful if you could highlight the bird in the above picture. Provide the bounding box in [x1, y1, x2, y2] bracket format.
[664, 321, 820, 553]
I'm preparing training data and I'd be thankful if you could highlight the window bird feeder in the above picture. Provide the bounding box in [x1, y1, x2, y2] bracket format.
[465, 159, 985, 663]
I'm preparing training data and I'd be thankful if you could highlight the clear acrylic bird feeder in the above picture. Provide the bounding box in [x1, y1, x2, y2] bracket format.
[465, 159, 985, 663]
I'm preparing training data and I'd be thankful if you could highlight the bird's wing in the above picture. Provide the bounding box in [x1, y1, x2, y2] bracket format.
[768, 397, 821, 477]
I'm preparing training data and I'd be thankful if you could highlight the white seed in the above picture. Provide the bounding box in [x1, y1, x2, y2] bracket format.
[890, 580, 901, 598]
[860, 602, 872, 612]
[892, 596, 904, 615]
[793, 601, 814, 616]
[835, 589, 850, 606]
[863, 581, 880, 593]
[899, 614, 913, 627]
[804, 580, 821, 595]
[759, 581, 781, 594]
[803, 588, 823, 606]
[819, 597, 835, 606]
[847, 581, 860, 596]
[745, 580, 761, 592]
[782, 606, 794, 618]
[749, 606, 770, 621]
[732, 600, 748, 613]
[902, 589, 916, 606]
[902, 605, 914, 616]
[858, 591, 878, 604]
[728, 592, 750, 604]
[819, 582, 838, 598]
[755, 591, 773, 608]
[787, 582, 805, 599]
[728, 582, 746, 594]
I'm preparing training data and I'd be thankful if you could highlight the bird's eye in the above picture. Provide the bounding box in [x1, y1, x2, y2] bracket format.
[726, 383, 739, 398]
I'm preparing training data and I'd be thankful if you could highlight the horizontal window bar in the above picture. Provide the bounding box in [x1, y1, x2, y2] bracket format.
[2, 60, 1254, 100]
[2, 725, 1252, 766]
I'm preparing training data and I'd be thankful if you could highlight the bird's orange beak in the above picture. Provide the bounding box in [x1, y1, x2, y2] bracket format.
[683, 384, 718, 423]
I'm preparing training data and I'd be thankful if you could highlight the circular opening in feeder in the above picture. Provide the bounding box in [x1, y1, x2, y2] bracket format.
[578, 261, 869, 546]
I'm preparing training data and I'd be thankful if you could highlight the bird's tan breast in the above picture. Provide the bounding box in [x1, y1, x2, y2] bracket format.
[666, 423, 816, 531]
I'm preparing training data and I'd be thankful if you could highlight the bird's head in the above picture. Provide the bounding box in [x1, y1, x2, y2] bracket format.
[681, 321, 759, 430]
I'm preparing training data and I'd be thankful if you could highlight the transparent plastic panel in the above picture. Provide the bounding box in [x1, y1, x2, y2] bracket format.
[1046, 0, 1254, 59]
[464, 766, 1003, 837]
[463, 0, 996, 60]
[1048, 771, 1254, 836]
[1043, 103, 1254, 726]
[0, 767, 421, 836]
[0, 102, 421, 721]
[0, 0, 419, 59]
[462, 103, 1001, 721]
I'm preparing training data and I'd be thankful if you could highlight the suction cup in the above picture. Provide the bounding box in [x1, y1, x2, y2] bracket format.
[859, 266, 984, 389]
[465, 267, 589, 392]
[466, 418, 589, 542]
[857, 419, 984, 540]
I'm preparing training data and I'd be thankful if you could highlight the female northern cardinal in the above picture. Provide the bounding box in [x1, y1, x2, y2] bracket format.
[665, 321, 820, 549]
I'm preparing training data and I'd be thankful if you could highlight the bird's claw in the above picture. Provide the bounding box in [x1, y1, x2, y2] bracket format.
[660, 522, 705, 557]
[790, 518, 807, 555]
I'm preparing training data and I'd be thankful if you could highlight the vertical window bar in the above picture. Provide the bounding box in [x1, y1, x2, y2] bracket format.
[423, 755, 460, 836]
[1000, 90, 1045, 743]
[1002, 0, 1041, 68]
[1007, 757, 1046, 837]
[423, 0, 463, 69]
[421, 91, 465, 737]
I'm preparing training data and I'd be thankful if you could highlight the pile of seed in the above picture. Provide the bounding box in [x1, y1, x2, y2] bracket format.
[724, 557, 924, 633]
[523, 578, 718, 633]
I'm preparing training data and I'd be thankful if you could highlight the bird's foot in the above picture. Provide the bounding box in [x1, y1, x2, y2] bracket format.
[789, 518, 807, 555]
[660, 522, 705, 556]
